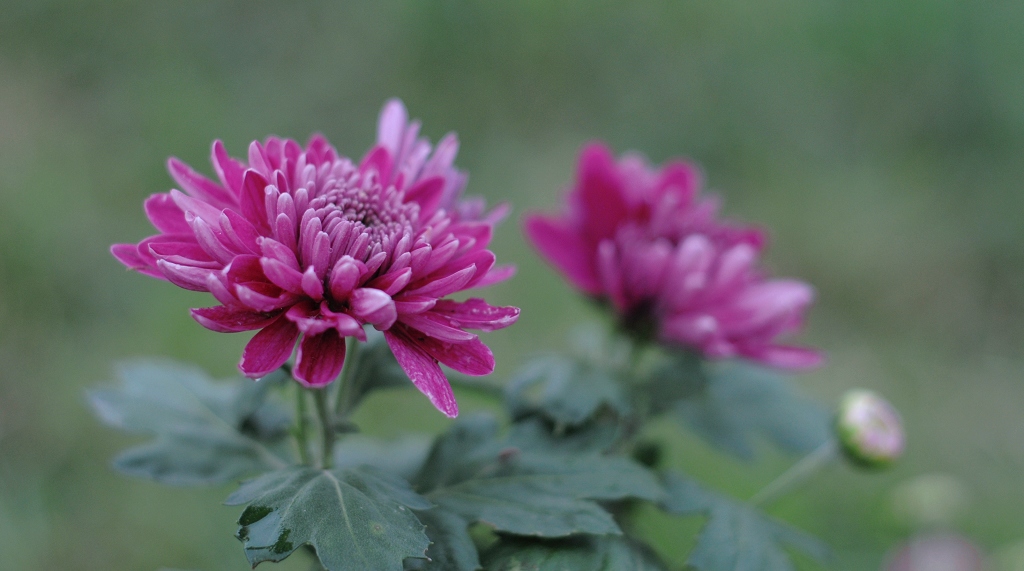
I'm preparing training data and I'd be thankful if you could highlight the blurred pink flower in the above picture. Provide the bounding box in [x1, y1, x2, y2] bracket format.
[112, 99, 518, 417]
[524, 142, 822, 370]
[837, 389, 905, 468]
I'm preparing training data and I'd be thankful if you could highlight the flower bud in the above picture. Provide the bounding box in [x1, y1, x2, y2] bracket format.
[836, 389, 905, 468]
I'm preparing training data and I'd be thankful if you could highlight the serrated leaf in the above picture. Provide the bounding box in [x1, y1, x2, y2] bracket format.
[403, 508, 480, 571]
[674, 362, 831, 459]
[225, 465, 432, 571]
[482, 536, 668, 571]
[88, 360, 292, 485]
[661, 473, 829, 571]
[504, 356, 629, 427]
[415, 414, 663, 538]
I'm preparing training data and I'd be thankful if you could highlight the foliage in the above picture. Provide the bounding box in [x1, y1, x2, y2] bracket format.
[92, 331, 841, 570]
[226, 465, 432, 571]
[89, 360, 293, 485]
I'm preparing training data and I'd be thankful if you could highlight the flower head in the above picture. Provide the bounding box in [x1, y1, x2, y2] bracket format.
[836, 389, 905, 468]
[112, 99, 518, 417]
[524, 142, 822, 370]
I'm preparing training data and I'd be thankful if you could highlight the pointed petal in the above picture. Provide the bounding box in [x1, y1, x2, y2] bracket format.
[293, 330, 347, 387]
[238, 316, 299, 378]
[431, 298, 520, 331]
[384, 330, 458, 417]
[191, 306, 281, 333]
[415, 333, 495, 376]
[522, 215, 601, 294]
[211, 140, 245, 193]
[576, 142, 628, 241]
[167, 157, 235, 206]
[399, 312, 477, 342]
[144, 193, 190, 234]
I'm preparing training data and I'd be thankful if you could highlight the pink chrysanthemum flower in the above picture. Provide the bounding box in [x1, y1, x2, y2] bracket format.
[112, 99, 518, 417]
[524, 142, 822, 370]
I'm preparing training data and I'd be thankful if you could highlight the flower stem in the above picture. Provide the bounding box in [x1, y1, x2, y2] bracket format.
[313, 388, 335, 469]
[294, 382, 311, 466]
[750, 440, 837, 506]
[333, 336, 359, 419]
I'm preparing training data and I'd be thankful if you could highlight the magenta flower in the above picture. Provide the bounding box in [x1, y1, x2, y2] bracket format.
[524, 142, 822, 370]
[112, 99, 518, 417]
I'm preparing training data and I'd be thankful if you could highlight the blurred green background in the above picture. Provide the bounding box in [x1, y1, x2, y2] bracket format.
[1, 1, 1023, 569]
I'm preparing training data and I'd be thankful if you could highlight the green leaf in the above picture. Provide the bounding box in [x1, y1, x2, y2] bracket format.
[403, 508, 479, 571]
[226, 465, 432, 571]
[415, 414, 663, 538]
[661, 473, 829, 571]
[482, 536, 668, 571]
[674, 362, 831, 459]
[89, 360, 292, 485]
[504, 356, 629, 427]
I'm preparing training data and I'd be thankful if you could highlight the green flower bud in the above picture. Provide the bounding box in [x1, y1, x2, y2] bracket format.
[836, 389, 905, 468]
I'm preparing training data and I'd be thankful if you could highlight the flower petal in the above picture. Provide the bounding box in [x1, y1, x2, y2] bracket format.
[144, 193, 190, 234]
[384, 330, 458, 418]
[349, 288, 398, 329]
[431, 298, 520, 331]
[294, 330, 347, 387]
[238, 316, 299, 378]
[191, 306, 281, 333]
[523, 215, 601, 294]
[167, 157, 235, 207]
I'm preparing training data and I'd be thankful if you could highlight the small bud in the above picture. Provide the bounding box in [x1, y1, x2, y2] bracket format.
[836, 389, 905, 468]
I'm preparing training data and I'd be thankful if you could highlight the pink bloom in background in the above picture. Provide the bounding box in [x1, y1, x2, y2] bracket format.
[112, 99, 518, 417]
[524, 142, 822, 370]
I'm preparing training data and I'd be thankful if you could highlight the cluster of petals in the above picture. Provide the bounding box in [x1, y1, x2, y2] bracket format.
[524, 142, 822, 370]
[112, 99, 518, 417]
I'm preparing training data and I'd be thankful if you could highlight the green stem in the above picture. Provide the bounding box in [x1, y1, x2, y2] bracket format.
[750, 440, 838, 506]
[294, 383, 311, 466]
[333, 336, 360, 419]
[313, 388, 335, 469]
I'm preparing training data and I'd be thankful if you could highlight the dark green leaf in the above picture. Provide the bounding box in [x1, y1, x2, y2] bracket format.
[662, 473, 829, 571]
[404, 508, 480, 571]
[226, 465, 431, 571]
[504, 356, 629, 427]
[88, 360, 292, 485]
[482, 536, 668, 571]
[415, 414, 663, 538]
[674, 362, 831, 459]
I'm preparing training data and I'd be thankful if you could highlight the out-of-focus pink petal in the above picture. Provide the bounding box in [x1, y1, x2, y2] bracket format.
[404, 176, 445, 216]
[239, 316, 299, 378]
[384, 329, 459, 418]
[743, 345, 825, 370]
[576, 142, 628, 241]
[523, 215, 601, 294]
[294, 330, 347, 387]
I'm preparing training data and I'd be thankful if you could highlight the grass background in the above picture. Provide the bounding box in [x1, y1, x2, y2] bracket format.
[2, 1, 1023, 569]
